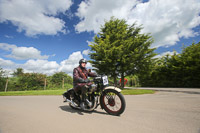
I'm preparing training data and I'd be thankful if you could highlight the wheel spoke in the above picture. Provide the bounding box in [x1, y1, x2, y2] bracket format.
[104, 93, 122, 112]
[105, 92, 116, 99]
[102, 90, 125, 115]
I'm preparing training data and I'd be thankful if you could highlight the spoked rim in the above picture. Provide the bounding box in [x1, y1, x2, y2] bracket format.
[102, 91, 122, 113]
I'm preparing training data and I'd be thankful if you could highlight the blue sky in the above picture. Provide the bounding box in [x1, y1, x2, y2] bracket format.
[0, 0, 200, 76]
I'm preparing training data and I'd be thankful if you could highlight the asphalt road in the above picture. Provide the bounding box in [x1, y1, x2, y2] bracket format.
[0, 90, 200, 133]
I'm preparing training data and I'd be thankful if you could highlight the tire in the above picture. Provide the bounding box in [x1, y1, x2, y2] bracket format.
[100, 89, 126, 116]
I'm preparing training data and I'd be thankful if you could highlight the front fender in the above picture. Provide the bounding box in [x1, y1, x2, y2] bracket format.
[104, 86, 121, 92]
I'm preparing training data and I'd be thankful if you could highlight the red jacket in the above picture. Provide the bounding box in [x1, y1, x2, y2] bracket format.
[73, 66, 96, 92]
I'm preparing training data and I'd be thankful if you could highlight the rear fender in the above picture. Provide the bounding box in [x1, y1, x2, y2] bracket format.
[63, 88, 74, 99]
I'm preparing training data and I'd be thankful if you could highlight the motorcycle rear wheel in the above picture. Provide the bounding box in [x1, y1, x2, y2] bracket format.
[101, 89, 126, 116]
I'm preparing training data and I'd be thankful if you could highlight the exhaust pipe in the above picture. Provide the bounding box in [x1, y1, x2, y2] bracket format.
[64, 96, 97, 111]
[66, 99, 77, 108]
[63, 96, 79, 108]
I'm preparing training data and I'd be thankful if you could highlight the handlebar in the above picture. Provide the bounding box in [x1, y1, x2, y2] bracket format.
[90, 76, 102, 82]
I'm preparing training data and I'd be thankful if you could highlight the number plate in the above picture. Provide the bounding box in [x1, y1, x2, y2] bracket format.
[102, 76, 109, 86]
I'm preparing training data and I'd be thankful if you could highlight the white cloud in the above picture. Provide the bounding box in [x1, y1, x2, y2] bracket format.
[0, 43, 49, 60]
[0, 58, 60, 76]
[75, 0, 138, 33]
[7, 47, 49, 60]
[0, 49, 93, 76]
[86, 40, 93, 46]
[23, 59, 59, 75]
[0, 0, 73, 37]
[0, 58, 17, 77]
[75, 0, 200, 48]
[59, 51, 83, 75]
[128, 0, 200, 48]
[59, 50, 93, 76]
[0, 58, 15, 67]
[82, 49, 90, 55]
[0, 43, 16, 51]
[154, 51, 178, 58]
[4, 35, 14, 39]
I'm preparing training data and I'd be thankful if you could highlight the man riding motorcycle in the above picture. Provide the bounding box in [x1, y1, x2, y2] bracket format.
[73, 59, 97, 109]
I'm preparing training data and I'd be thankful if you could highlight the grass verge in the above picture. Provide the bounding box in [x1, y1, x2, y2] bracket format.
[0, 89, 155, 96]
[0, 90, 65, 96]
[121, 89, 155, 95]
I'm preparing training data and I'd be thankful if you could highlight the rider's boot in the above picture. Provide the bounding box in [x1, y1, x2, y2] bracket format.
[80, 85, 93, 109]
[80, 85, 88, 110]
[80, 102, 85, 110]
[80, 97, 92, 109]
[80, 94, 86, 110]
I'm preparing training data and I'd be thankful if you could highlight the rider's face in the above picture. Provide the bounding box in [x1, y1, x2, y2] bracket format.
[81, 63, 86, 68]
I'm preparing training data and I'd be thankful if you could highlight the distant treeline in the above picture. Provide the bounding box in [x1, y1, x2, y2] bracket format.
[140, 42, 200, 88]
[112, 42, 200, 88]
[0, 42, 200, 91]
[0, 70, 72, 91]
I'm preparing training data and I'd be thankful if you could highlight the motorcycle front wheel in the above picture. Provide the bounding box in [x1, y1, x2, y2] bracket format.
[100, 89, 126, 116]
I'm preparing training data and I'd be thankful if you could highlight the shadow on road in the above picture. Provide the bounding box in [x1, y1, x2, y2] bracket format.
[59, 105, 108, 116]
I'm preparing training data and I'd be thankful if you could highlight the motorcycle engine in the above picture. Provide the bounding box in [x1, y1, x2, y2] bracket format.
[88, 84, 97, 94]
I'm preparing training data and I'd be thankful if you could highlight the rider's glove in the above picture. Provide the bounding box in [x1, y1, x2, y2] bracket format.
[78, 78, 85, 83]
[84, 79, 90, 83]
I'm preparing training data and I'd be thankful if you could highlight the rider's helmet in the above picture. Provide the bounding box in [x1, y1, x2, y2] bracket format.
[79, 59, 87, 65]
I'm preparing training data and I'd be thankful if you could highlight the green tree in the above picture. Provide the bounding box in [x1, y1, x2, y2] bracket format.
[49, 72, 72, 88]
[0, 68, 4, 77]
[18, 73, 47, 90]
[179, 42, 200, 87]
[89, 17, 156, 88]
[13, 68, 24, 77]
[146, 42, 200, 87]
[0, 68, 6, 91]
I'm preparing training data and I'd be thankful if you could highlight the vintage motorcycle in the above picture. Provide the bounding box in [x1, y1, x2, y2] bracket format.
[63, 75, 126, 116]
